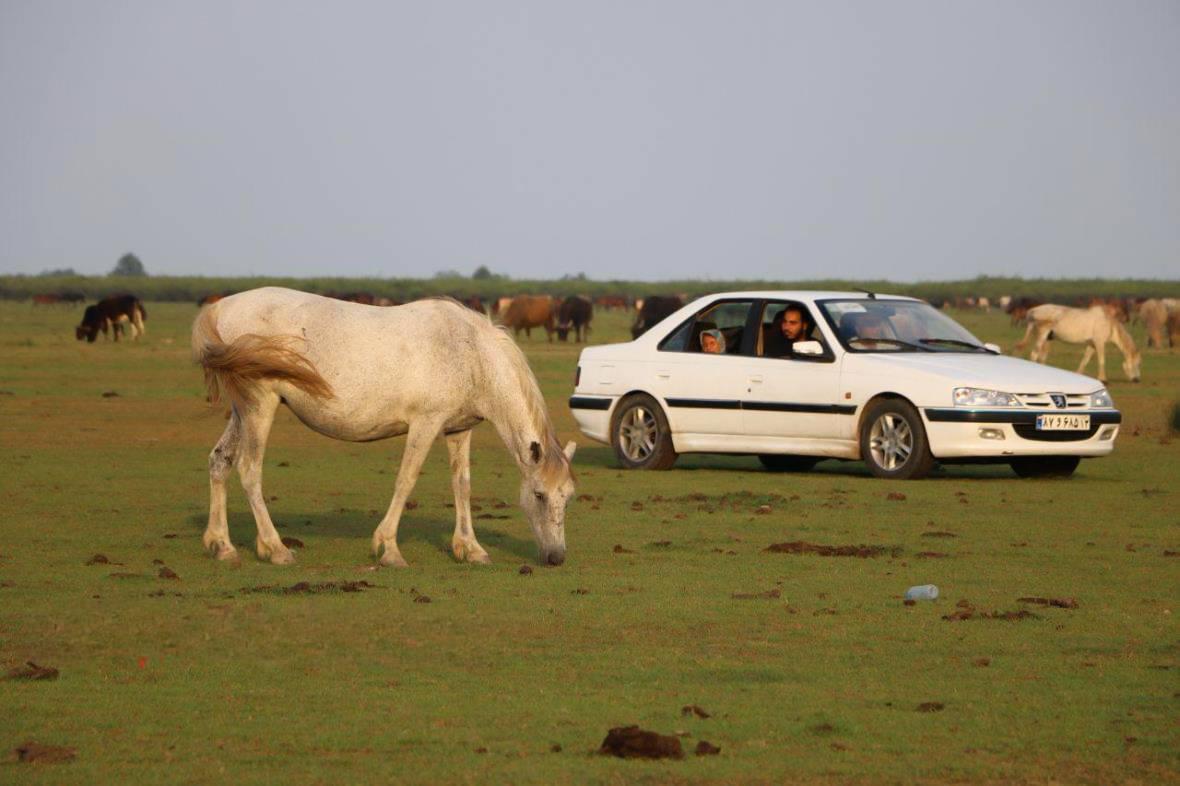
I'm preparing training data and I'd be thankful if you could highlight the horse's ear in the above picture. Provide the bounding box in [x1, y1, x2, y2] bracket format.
[563, 441, 577, 461]
[529, 441, 542, 463]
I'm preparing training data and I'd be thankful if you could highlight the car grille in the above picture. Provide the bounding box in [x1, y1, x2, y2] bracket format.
[1014, 393, 1089, 409]
[1013, 424, 1101, 441]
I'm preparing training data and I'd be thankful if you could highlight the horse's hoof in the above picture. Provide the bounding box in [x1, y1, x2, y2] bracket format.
[466, 551, 492, 565]
[378, 551, 409, 568]
[268, 549, 296, 566]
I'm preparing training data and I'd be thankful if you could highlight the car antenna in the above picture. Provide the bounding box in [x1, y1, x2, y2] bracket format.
[859, 288, 877, 300]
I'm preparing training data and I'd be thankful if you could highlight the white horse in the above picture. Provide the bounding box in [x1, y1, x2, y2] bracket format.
[1015, 303, 1141, 382]
[191, 287, 576, 567]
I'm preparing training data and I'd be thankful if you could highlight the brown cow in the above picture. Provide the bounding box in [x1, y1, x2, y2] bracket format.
[500, 295, 555, 340]
[555, 295, 593, 342]
[76, 294, 147, 342]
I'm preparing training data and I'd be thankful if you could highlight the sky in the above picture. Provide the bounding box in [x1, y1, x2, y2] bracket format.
[1, 1, 1178, 281]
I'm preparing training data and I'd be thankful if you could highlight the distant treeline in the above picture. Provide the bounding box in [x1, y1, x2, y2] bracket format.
[2, 274, 1179, 304]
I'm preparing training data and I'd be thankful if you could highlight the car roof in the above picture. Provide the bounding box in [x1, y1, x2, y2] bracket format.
[688, 290, 921, 302]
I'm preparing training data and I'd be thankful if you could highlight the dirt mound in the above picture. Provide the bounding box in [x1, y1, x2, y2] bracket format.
[245, 580, 380, 595]
[4, 661, 58, 681]
[764, 541, 901, 558]
[1017, 596, 1078, 609]
[14, 741, 76, 763]
[599, 726, 684, 759]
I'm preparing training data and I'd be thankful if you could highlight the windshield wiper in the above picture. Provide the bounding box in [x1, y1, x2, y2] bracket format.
[849, 337, 931, 352]
[919, 338, 989, 352]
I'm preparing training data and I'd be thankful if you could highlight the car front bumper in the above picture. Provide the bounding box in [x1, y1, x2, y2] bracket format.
[922, 408, 1121, 458]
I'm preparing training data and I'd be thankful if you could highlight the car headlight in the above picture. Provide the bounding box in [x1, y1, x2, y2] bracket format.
[1089, 389, 1113, 408]
[953, 387, 1020, 407]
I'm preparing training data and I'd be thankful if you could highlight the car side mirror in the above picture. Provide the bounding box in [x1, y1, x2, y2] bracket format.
[984, 342, 1001, 354]
[793, 340, 823, 356]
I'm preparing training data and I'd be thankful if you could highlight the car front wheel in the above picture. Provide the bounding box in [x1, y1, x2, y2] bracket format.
[1009, 456, 1080, 478]
[611, 394, 678, 470]
[859, 398, 935, 480]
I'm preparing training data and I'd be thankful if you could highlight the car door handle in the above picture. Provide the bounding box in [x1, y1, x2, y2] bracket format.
[657, 370, 671, 379]
[749, 376, 763, 384]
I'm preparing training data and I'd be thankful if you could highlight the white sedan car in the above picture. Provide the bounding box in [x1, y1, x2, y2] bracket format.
[569, 291, 1121, 479]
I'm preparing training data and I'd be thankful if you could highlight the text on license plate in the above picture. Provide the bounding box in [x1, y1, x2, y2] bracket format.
[1036, 414, 1090, 431]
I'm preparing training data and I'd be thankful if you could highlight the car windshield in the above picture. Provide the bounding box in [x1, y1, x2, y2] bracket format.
[820, 299, 988, 352]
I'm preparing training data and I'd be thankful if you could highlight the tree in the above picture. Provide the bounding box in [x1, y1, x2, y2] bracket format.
[111, 253, 147, 277]
[472, 265, 495, 280]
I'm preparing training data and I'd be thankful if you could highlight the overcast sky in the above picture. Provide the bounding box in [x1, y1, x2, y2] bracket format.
[1, 1, 1177, 281]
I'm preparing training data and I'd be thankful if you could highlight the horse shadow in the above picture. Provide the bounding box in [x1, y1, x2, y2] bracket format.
[184, 507, 539, 562]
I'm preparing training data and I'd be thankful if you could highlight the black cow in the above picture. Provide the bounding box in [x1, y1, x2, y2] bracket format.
[555, 296, 593, 342]
[76, 294, 147, 343]
[631, 295, 684, 339]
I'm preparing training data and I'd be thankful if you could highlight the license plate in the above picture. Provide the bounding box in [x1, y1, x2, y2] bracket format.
[1036, 414, 1090, 431]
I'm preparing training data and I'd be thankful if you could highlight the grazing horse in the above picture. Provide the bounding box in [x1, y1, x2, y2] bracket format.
[1015, 304, 1141, 382]
[191, 288, 576, 568]
[76, 295, 147, 342]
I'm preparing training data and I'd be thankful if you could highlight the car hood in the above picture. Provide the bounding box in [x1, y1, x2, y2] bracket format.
[846, 353, 1104, 393]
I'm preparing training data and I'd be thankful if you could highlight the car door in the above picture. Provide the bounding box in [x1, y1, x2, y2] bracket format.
[741, 300, 847, 440]
[652, 299, 755, 438]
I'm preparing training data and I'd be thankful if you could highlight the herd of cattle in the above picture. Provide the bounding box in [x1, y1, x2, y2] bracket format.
[25, 288, 1180, 349]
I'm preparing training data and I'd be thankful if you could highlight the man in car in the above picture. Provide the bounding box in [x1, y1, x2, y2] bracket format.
[765, 306, 815, 356]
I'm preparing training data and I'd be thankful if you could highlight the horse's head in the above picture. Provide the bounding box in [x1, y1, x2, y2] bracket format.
[1123, 350, 1141, 382]
[520, 439, 576, 565]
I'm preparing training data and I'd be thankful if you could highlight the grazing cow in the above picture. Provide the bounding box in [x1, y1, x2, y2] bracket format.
[460, 295, 486, 314]
[501, 295, 556, 340]
[555, 295, 593, 342]
[594, 294, 629, 311]
[491, 296, 514, 317]
[76, 295, 147, 343]
[630, 295, 684, 339]
[32, 293, 62, 306]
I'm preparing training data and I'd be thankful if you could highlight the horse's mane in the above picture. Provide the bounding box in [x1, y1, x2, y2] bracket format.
[1111, 318, 1139, 358]
[484, 320, 572, 483]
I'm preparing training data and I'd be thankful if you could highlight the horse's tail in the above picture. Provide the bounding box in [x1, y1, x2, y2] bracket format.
[191, 304, 333, 408]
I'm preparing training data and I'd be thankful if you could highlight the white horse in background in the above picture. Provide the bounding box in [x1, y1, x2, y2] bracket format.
[1015, 303, 1141, 382]
[191, 287, 576, 568]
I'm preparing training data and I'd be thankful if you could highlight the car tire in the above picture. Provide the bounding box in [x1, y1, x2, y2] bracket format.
[611, 394, 678, 470]
[758, 454, 819, 472]
[1009, 456, 1080, 478]
[858, 398, 935, 480]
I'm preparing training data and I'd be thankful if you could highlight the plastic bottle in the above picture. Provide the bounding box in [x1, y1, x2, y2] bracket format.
[905, 584, 939, 601]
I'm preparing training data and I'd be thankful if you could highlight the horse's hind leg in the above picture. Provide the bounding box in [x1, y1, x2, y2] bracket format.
[235, 393, 294, 564]
[372, 415, 446, 567]
[204, 409, 242, 561]
[446, 429, 490, 564]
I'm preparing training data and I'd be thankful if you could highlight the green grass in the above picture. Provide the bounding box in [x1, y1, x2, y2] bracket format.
[1, 301, 1177, 784]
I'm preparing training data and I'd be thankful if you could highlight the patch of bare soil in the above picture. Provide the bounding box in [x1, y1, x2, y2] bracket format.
[922, 531, 957, 538]
[694, 740, 720, 756]
[1018, 596, 1078, 609]
[245, 580, 381, 595]
[943, 601, 1040, 622]
[4, 661, 58, 681]
[518, 565, 533, 575]
[14, 741, 76, 763]
[410, 588, 431, 603]
[681, 704, 711, 719]
[599, 726, 684, 760]
[475, 513, 510, 520]
[886, 492, 906, 501]
[612, 544, 634, 554]
[280, 537, 304, 549]
[158, 567, 179, 580]
[101, 390, 119, 398]
[648, 540, 672, 548]
[85, 554, 121, 566]
[732, 588, 782, 600]
[107, 572, 146, 579]
[973, 657, 991, 667]
[571, 588, 589, 595]
[764, 541, 902, 558]
[917, 702, 945, 712]
[916, 551, 949, 559]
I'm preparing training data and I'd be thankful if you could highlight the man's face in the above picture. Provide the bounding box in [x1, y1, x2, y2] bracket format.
[780, 311, 806, 341]
[701, 333, 721, 354]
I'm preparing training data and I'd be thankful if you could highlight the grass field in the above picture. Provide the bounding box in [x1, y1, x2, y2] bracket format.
[1, 299, 1177, 784]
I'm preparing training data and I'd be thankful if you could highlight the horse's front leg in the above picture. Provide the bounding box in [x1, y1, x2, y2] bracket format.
[204, 408, 242, 561]
[372, 415, 446, 567]
[446, 429, 490, 564]
[235, 393, 293, 565]
[1076, 344, 1095, 377]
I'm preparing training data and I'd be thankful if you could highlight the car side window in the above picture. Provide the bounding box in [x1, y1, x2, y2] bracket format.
[755, 301, 833, 361]
[658, 300, 755, 354]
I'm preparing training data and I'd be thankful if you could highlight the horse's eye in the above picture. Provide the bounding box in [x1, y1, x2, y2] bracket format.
[534, 491, 546, 502]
